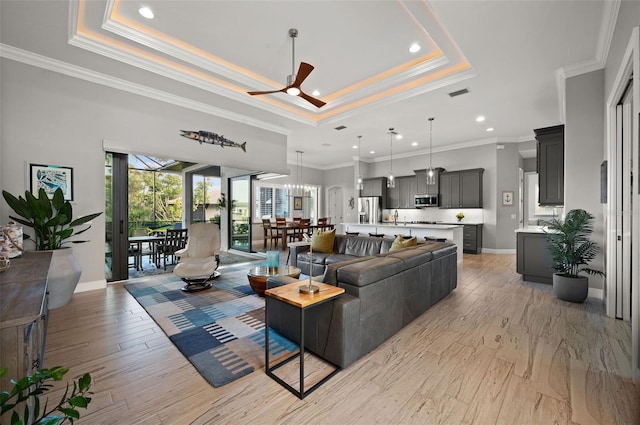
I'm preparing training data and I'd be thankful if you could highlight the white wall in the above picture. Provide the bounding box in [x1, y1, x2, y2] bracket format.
[565, 69, 605, 291]
[1, 59, 287, 288]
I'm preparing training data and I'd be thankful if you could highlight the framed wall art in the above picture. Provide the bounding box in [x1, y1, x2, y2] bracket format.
[30, 163, 74, 201]
[502, 190, 514, 207]
[294, 196, 302, 210]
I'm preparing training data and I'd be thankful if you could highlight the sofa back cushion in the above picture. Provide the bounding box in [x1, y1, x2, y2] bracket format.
[344, 236, 384, 257]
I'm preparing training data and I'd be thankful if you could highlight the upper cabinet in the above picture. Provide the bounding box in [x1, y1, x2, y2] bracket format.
[415, 168, 444, 195]
[439, 168, 484, 209]
[535, 124, 564, 206]
[360, 177, 388, 208]
[387, 176, 416, 209]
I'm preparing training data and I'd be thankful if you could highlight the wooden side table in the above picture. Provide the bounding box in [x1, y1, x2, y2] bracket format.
[264, 281, 345, 399]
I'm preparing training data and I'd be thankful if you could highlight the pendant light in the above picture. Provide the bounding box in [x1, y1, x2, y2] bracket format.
[356, 135, 364, 191]
[426, 117, 437, 186]
[286, 150, 312, 198]
[387, 128, 396, 188]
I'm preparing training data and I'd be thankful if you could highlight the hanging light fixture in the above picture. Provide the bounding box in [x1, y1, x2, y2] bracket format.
[426, 117, 437, 186]
[286, 150, 312, 198]
[387, 128, 396, 188]
[356, 135, 364, 191]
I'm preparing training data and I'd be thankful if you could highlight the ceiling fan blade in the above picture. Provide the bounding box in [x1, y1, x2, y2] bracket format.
[247, 88, 285, 95]
[292, 62, 314, 87]
[299, 90, 326, 108]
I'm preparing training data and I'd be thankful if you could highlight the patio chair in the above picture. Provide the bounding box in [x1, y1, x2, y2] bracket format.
[173, 223, 221, 291]
[156, 228, 188, 270]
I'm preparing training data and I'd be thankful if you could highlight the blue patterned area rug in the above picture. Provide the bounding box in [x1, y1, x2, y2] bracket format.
[124, 264, 297, 387]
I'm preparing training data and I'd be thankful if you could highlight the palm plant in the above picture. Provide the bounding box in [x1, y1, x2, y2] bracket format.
[2, 188, 102, 251]
[543, 209, 605, 278]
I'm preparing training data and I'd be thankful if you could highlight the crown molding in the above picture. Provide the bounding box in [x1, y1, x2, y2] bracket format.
[595, 0, 621, 66]
[0, 44, 291, 135]
[318, 67, 476, 126]
[68, 31, 317, 127]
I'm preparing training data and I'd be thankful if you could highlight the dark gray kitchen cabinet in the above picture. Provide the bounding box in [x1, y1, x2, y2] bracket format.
[535, 125, 564, 206]
[360, 177, 387, 197]
[439, 169, 483, 208]
[386, 176, 415, 209]
[516, 231, 554, 284]
[415, 168, 444, 195]
[462, 224, 483, 254]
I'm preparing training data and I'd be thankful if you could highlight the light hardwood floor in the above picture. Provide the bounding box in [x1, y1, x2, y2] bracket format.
[45, 253, 639, 424]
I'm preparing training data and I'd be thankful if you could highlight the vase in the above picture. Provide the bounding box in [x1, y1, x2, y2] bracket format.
[552, 273, 588, 303]
[47, 248, 82, 309]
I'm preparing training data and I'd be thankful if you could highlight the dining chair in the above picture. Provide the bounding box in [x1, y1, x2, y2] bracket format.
[275, 217, 287, 247]
[157, 228, 188, 270]
[290, 218, 310, 242]
[317, 217, 328, 231]
[262, 219, 279, 249]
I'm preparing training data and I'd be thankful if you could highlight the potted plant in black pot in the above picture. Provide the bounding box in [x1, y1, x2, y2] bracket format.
[543, 208, 605, 303]
[2, 188, 102, 309]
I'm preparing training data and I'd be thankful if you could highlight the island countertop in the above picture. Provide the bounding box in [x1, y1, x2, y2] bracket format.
[346, 222, 462, 230]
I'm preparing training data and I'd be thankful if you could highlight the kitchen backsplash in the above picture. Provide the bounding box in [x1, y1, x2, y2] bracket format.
[381, 208, 485, 224]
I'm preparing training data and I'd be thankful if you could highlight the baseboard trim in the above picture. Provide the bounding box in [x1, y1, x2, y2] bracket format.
[479, 248, 516, 255]
[76, 279, 107, 293]
[588, 287, 604, 300]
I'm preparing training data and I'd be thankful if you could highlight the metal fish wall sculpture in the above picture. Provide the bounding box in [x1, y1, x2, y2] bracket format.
[180, 130, 247, 152]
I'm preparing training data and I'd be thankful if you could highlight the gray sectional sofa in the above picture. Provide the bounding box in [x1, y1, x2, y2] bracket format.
[266, 234, 457, 369]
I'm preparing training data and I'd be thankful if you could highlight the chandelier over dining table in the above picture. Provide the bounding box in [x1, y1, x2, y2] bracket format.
[285, 150, 314, 198]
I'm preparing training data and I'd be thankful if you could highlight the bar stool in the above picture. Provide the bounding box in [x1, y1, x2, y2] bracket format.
[345, 231, 360, 236]
[425, 236, 447, 242]
[394, 234, 412, 239]
[369, 233, 385, 238]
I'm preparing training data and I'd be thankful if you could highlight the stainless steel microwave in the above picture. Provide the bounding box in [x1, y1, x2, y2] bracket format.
[414, 194, 438, 208]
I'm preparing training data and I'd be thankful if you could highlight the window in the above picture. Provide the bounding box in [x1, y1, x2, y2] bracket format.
[192, 174, 222, 223]
[254, 182, 319, 221]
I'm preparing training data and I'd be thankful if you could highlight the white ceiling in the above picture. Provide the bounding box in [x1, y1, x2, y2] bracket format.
[0, 0, 612, 168]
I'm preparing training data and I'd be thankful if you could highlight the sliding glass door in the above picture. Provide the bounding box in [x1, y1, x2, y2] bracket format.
[230, 175, 252, 252]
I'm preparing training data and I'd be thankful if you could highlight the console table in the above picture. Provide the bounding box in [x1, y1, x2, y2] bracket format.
[0, 252, 51, 424]
[264, 281, 344, 399]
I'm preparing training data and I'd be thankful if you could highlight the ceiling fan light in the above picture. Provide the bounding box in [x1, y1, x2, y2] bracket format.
[286, 87, 301, 96]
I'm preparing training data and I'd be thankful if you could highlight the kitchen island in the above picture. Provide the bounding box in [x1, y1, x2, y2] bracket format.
[341, 222, 463, 263]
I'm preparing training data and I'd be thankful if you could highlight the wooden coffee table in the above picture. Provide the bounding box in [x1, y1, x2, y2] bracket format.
[247, 265, 301, 296]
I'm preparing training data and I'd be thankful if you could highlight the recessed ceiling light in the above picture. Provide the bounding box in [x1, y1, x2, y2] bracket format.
[396, 134, 403, 140]
[138, 6, 155, 19]
[486, 127, 494, 132]
[312, 90, 320, 96]
[409, 43, 421, 53]
[370, 150, 375, 154]
[476, 116, 485, 122]
[352, 145, 358, 149]
[411, 142, 418, 146]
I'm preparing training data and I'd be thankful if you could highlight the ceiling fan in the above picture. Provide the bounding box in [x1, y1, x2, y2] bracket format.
[247, 28, 326, 108]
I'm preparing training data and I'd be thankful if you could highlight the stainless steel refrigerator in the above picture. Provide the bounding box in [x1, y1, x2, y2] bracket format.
[358, 196, 381, 224]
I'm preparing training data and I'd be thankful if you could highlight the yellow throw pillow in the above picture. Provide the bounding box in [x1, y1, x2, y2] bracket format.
[390, 236, 417, 252]
[402, 237, 417, 248]
[390, 235, 405, 252]
[311, 228, 335, 253]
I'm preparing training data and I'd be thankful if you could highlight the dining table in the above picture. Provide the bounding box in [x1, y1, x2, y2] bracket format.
[270, 221, 335, 249]
[128, 235, 165, 270]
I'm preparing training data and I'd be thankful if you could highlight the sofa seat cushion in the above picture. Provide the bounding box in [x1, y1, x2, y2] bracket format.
[387, 247, 433, 269]
[325, 253, 359, 265]
[298, 252, 331, 265]
[337, 257, 403, 287]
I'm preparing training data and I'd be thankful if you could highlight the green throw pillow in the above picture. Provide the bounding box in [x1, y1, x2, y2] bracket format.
[311, 228, 335, 253]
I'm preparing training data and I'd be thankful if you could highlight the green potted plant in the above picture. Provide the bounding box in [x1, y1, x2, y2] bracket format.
[543, 208, 605, 303]
[2, 188, 102, 309]
[1, 366, 92, 424]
